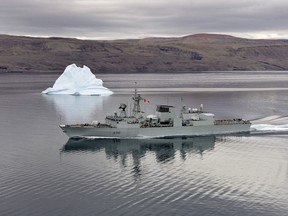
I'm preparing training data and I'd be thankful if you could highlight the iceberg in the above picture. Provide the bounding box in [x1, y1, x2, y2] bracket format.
[42, 64, 113, 95]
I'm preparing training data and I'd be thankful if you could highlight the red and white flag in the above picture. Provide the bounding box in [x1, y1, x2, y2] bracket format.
[144, 99, 150, 103]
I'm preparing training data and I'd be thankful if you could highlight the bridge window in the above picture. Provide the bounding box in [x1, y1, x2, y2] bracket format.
[157, 105, 170, 113]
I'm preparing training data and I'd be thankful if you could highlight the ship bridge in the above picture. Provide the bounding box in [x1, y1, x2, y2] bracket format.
[156, 105, 176, 123]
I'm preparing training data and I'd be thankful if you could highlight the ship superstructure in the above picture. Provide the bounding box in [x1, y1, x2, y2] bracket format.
[60, 88, 251, 138]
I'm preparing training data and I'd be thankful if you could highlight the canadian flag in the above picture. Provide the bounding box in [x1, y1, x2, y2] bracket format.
[144, 99, 150, 103]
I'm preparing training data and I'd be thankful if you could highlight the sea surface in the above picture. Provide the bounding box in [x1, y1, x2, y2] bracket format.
[0, 71, 288, 216]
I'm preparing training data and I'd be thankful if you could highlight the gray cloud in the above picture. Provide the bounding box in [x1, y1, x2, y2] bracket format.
[1, 0, 288, 39]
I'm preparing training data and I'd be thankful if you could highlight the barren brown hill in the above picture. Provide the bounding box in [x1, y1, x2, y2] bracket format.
[1, 33, 288, 73]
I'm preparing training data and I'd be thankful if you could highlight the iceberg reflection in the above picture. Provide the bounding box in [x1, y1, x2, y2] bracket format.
[42, 94, 104, 124]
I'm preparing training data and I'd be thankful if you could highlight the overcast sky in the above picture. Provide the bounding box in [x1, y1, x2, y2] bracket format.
[1, 0, 288, 40]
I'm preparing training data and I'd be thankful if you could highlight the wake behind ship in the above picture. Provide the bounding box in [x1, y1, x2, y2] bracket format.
[60, 88, 251, 138]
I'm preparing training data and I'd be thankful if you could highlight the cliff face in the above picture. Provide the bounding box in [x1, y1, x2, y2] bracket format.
[0, 34, 288, 73]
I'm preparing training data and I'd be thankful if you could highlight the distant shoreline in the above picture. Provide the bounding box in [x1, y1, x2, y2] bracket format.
[1, 34, 288, 73]
[1, 70, 288, 76]
[1, 69, 288, 75]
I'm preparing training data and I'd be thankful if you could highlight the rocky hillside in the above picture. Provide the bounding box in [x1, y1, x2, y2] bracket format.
[0, 34, 288, 73]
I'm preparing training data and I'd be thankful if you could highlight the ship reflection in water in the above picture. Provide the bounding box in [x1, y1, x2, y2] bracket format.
[62, 136, 216, 164]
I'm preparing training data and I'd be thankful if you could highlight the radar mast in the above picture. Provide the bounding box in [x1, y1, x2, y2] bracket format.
[132, 82, 143, 116]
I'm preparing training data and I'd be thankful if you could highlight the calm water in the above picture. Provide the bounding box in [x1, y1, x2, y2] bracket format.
[0, 72, 288, 216]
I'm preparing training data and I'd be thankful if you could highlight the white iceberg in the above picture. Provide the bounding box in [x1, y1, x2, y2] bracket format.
[42, 64, 113, 96]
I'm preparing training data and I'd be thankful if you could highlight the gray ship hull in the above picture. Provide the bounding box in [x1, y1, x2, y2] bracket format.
[60, 123, 251, 138]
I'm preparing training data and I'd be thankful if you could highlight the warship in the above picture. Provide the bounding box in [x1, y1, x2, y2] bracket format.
[60, 88, 251, 138]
